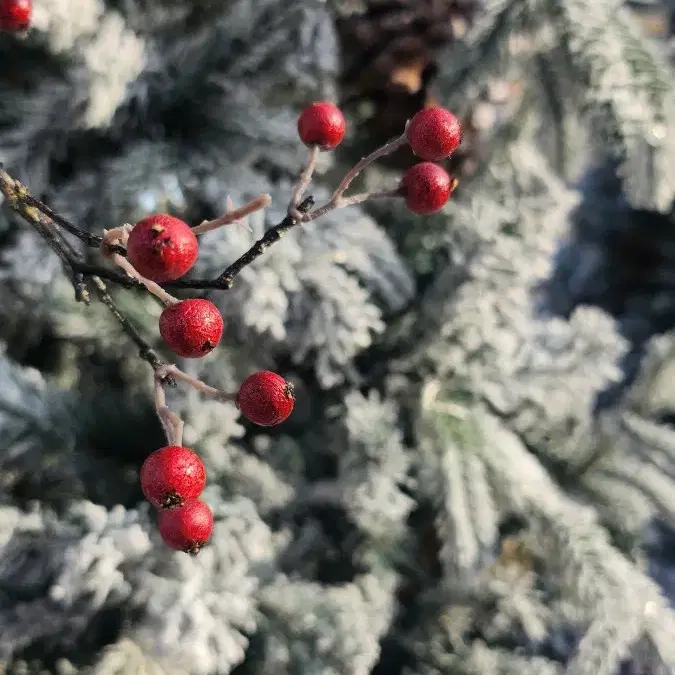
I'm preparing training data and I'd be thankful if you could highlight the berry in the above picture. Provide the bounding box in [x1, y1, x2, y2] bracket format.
[159, 298, 224, 358]
[237, 370, 295, 426]
[0, 0, 31, 31]
[158, 499, 214, 555]
[126, 214, 198, 282]
[297, 102, 346, 150]
[407, 107, 462, 161]
[400, 162, 455, 215]
[140, 445, 206, 509]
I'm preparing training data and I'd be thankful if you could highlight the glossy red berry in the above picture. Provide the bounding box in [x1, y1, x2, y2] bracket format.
[297, 102, 346, 150]
[140, 445, 206, 509]
[158, 499, 214, 555]
[159, 298, 224, 358]
[0, 0, 31, 31]
[407, 107, 462, 161]
[126, 214, 198, 282]
[237, 370, 295, 426]
[400, 162, 455, 215]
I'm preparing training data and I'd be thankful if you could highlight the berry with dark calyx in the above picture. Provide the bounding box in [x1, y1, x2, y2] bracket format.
[158, 499, 214, 555]
[237, 370, 295, 426]
[0, 0, 31, 31]
[159, 298, 224, 358]
[126, 214, 198, 282]
[400, 162, 455, 215]
[297, 101, 346, 150]
[407, 107, 462, 161]
[140, 445, 206, 509]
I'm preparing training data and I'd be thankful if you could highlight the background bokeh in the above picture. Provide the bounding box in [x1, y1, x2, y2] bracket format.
[2, 0, 675, 673]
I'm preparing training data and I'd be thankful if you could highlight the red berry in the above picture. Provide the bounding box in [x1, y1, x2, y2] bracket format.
[400, 162, 455, 215]
[407, 107, 462, 161]
[297, 102, 346, 150]
[158, 499, 214, 555]
[159, 298, 224, 358]
[236, 370, 295, 426]
[140, 445, 206, 509]
[126, 214, 198, 282]
[0, 0, 31, 31]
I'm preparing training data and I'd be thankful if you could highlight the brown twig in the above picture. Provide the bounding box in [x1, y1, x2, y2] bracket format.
[301, 130, 408, 222]
[0, 165, 169, 378]
[154, 374, 184, 445]
[0, 119, 409, 376]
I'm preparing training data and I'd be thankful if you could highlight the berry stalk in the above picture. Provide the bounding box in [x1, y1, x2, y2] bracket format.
[156, 364, 236, 403]
[302, 129, 409, 222]
[192, 194, 272, 235]
[288, 145, 321, 216]
[154, 375, 185, 446]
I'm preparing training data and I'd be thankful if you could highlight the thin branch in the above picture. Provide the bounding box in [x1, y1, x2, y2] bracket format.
[20, 191, 117, 250]
[90, 276, 171, 381]
[337, 188, 402, 208]
[0, 117, 408, 379]
[154, 374, 184, 445]
[1, 165, 317, 291]
[0, 166, 169, 379]
[192, 194, 272, 235]
[303, 130, 408, 222]
[161, 195, 316, 290]
[288, 145, 320, 217]
[156, 364, 237, 403]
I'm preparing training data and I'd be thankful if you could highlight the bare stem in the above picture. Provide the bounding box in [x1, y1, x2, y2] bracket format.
[288, 145, 320, 217]
[154, 375, 184, 445]
[115, 254, 179, 305]
[157, 364, 237, 403]
[192, 194, 272, 235]
[165, 195, 315, 290]
[0, 166, 168, 377]
[304, 130, 409, 222]
[336, 188, 402, 208]
[91, 276, 170, 380]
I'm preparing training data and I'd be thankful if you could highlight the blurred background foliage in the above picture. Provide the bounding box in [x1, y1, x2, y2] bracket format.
[2, 0, 675, 673]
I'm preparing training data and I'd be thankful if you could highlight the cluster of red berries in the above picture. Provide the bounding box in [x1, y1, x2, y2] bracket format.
[127, 101, 460, 553]
[297, 101, 462, 214]
[124, 213, 228, 359]
[140, 370, 294, 553]
[123, 217, 294, 551]
[140, 445, 211, 555]
[122, 105, 461, 398]
[0, 0, 31, 31]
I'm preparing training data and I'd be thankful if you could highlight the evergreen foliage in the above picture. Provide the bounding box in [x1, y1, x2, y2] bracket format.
[2, 0, 675, 673]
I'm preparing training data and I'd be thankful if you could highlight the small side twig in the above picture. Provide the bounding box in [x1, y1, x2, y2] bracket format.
[154, 374, 184, 445]
[152, 363, 239, 447]
[303, 129, 408, 222]
[156, 364, 237, 403]
[162, 195, 315, 290]
[288, 145, 320, 217]
[192, 194, 272, 235]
